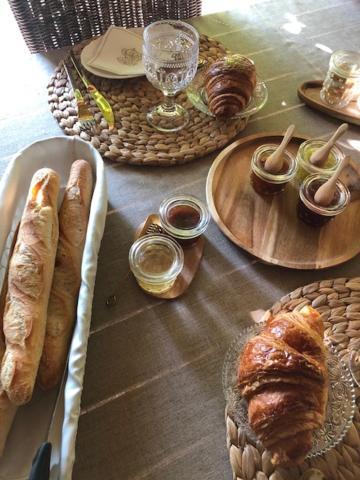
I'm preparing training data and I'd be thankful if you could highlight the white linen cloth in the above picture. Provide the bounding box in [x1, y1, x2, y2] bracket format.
[86, 26, 144, 76]
[0, 137, 108, 479]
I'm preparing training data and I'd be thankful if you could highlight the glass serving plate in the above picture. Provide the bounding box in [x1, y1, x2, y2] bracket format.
[222, 323, 356, 459]
[186, 69, 268, 119]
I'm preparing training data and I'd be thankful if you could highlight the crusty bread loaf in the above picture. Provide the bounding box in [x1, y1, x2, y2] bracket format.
[0, 259, 17, 457]
[1, 168, 60, 405]
[38, 160, 93, 390]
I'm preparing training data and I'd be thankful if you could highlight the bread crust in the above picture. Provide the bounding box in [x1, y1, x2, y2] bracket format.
[1, 168, 60, 405]
[38, 160, 93, 390]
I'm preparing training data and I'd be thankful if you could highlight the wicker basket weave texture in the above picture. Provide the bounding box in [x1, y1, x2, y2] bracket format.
[8, 0, 202, 53]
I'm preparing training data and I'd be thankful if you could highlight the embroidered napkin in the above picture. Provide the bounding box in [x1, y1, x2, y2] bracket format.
[87, 26, 144, 76]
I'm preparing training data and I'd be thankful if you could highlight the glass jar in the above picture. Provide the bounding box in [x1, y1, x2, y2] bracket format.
[320, 50, 360, 109]
[129, 234, 184, 294]
[296, 139, 344, 185]
[159, 194, 210, 246]
[250, 144, 297, 195]
[297, 174, 350, 227]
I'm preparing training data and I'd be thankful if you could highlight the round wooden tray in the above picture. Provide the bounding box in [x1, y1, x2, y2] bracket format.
[206, 132, 360, 270]
[298, 80, 360, 126]
[225, 277, 360, 480]
[134, 214, 204, 299]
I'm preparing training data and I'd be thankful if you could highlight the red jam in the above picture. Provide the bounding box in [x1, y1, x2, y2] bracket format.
[167, 205, 201, 229]
[297, 179, 340, 227]
[166, 205, 201, 247]
[251, 158, 290, 195]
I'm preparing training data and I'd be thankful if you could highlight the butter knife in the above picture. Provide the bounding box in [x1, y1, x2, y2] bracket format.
[69, 52, 115, 129]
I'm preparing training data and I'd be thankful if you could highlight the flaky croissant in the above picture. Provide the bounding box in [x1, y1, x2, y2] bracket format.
[237, 306, 328, 467]
[204, 55, 256, 117]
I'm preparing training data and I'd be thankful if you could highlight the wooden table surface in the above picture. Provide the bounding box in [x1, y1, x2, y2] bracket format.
[1, 1, 360, 479]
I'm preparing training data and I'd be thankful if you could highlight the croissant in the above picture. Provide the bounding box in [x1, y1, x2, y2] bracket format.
[237, 306, 328, 467]
[204, 55, 256, 117]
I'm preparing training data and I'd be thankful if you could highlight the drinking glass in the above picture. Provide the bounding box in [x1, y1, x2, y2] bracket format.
[142, 20, 199, 132]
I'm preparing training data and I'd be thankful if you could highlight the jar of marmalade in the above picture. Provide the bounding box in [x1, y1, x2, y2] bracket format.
[159, 194, 210, 246]
[250, 144, 297, 195]
[297, 174, 350, 227]
[296, 139, 343, 185]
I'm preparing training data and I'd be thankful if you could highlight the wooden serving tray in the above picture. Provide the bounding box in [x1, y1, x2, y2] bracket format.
[135, 214, 204, 299]
[298, 80, 360, 126]
[206, 133, 360, 269]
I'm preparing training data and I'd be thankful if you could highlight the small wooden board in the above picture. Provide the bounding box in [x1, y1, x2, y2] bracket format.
[206, 133, 360, 270]
[135, 214, 204, 299]
[298, 80, 360, 126]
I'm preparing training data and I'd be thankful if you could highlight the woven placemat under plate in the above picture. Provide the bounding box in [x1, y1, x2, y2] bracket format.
[225, 277, 360, 480]
[48, 35, 247, 166]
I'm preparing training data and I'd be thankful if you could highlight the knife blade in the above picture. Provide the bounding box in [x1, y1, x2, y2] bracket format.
[69, 52, 115, 129]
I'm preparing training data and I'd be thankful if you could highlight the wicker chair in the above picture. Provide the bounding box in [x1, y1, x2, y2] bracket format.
[8, 0, 202, 53]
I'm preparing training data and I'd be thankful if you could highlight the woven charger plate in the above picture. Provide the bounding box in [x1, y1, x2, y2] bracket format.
[225, 277, 360, 480]
[47, 35, 248, 166]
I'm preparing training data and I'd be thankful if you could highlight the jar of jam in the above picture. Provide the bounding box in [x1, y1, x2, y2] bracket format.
[129, 234, 184, 294]
[297, 174, 350, 227]
[250, 144, 297, 195]
[296, 139, 343, 185]
[320, 50, 360, 109]
[159, 194, 210, 246]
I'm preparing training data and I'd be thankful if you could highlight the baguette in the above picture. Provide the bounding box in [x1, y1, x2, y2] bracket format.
[0, 255, 17, 456]
[38, 160, 93, 390]
[1, 168, 60, 405]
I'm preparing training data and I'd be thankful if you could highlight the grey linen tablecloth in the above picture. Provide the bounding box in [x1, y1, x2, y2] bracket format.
[0, 0, 359, 478]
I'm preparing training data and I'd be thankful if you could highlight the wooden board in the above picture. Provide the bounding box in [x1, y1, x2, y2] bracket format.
[298, 80, 360, 126]
[134, 214, 204, 299]
[206, 133, 360, 269]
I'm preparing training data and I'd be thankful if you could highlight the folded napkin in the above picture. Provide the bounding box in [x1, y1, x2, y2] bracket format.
[87, 26, 144, 76]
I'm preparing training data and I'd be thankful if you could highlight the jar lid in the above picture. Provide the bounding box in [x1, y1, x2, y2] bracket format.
[299, 174, 350, 216]
[159, 194, 210, 240]
[331, 50, 360, 78]
[251, 144, 297, 184]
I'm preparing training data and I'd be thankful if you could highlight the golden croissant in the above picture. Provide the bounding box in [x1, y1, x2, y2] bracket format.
[237, 306, 328, 466]
[204, 55, 257, 117]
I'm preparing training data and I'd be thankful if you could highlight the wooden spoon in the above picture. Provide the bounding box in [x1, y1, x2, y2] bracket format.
[264, 124, 295, 174]
[309, 123, 348, 166]
[314, 155, 350, 206]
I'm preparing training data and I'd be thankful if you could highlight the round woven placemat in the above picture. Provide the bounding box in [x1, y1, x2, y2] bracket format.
[47, 35, 248, 166]
[226, 277, 360, 480]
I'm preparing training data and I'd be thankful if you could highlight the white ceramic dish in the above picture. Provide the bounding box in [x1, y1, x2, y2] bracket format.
[0, 137, 107, 480]
[80, 27, 145, 79]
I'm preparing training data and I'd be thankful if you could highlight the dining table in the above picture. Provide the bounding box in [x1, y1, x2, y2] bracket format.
[0, 0, 360, 479]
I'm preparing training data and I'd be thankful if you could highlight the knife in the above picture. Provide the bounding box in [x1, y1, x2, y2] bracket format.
[69, 52, 115, 129]
[28, 367, 68, 480]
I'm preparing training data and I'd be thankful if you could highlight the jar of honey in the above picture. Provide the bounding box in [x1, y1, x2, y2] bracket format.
[250, 144, 297, 195]
[129, 234, 184, 294]
[297, 174, 350, 227]
[320, 50, 360, 109]
[159, 194, 210, 246]
[296, 139, 343, 185]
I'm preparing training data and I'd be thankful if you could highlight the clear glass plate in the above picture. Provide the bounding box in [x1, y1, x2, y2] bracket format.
[186, 69, 268, 119]
[222, 323, 356, 459]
